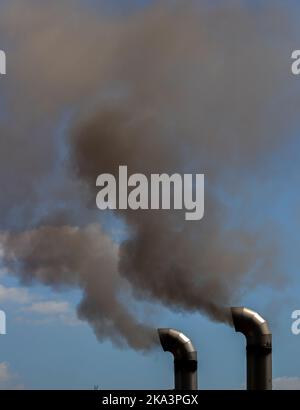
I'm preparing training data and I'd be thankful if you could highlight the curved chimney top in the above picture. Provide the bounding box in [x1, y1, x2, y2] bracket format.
[158, 328, 197, 361]
[231, 307, 271, 345]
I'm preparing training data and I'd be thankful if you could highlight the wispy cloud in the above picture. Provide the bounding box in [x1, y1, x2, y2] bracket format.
[20, 300, 82, 326]
[0, 362, 24, 390]
[23, 301, 70, 315]
[0, 284, 81, 326]
[0, 284, 31, 304]
[0, 362, 11, 383]
[273, 377, 300, 390]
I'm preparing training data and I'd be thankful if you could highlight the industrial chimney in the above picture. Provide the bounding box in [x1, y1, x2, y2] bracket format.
[231, 307, 272, 390]
[158, 328, 198, 390]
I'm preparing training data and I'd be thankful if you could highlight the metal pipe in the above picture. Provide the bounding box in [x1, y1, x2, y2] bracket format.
[231, 307, 272, 390]
[158, 328, 197, 390]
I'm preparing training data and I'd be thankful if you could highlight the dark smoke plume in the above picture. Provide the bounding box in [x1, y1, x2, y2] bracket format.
[0, 0, 298, 348]
[0, 225, 156, 349]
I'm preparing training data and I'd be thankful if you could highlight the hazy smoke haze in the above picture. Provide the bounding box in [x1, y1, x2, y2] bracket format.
[0, 0, 298, 349]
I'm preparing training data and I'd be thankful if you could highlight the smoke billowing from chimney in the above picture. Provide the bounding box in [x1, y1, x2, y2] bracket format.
[0, 1, 298, 349]
[0, 225, 157, 349]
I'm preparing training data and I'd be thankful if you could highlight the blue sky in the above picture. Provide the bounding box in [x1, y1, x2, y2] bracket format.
[0, 0, 300, 390]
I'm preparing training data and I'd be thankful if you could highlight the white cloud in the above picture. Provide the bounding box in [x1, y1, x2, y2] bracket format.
[0, 363, 11, 383]
[0, 284, 31, 304]
[0, 362, 24, 390]
[23, 301, 70, 315]
[0, 284, 81, 327]
[18, 300, 82, 327]
[273, 377, 300, 390]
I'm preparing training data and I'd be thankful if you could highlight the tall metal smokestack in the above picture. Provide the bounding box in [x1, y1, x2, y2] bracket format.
[158, 328, 197, 390]
[231, 307, 272, 390]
